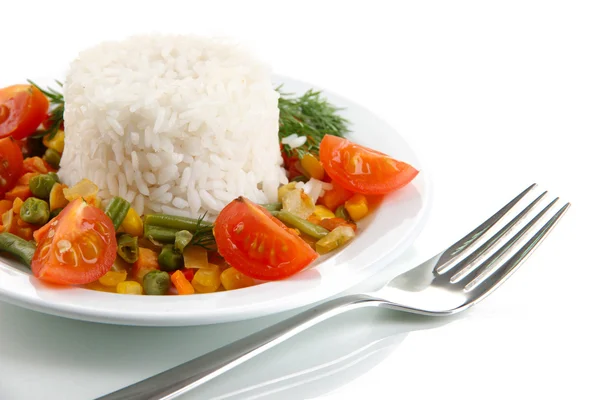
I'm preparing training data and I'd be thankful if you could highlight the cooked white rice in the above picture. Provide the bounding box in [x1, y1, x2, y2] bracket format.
[59, 34, 287, 218]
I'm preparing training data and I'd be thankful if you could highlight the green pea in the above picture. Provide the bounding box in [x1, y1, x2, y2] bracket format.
[47, 172, 60, 183]
[143, 270, 171, 295]
[29, 174, 59, 199]
[158, 245, 183, 272]
[43, 148, 61, 169]
[20, 198, 50, 225]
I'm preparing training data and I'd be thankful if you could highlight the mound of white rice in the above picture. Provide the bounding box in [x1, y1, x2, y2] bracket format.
[59, 34, 287, 218]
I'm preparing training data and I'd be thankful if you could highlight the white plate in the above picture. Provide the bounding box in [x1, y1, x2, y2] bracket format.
[0, 75, 432, 326]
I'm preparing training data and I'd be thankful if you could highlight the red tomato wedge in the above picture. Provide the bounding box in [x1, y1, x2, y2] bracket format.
[31, 198, 117, 285]
[214, 197, 318, 280]
[0, 85, 49, 140]
[319, 135, 419, 195]
[0, 137, 24, 196]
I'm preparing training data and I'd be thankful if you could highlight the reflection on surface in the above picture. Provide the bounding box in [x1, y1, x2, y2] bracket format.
[0, 247, 463, 399]
[189, 309, 456, 400]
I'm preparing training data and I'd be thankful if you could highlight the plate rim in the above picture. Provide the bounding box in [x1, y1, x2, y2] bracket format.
[0, 73, 433, 326]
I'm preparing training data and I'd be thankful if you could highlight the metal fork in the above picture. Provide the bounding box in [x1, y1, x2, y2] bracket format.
[99, 184, 570, 400]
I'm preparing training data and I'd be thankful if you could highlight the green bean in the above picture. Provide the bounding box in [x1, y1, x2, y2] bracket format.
[260, 203, 282, 212]
[143, 270, 171, 295]
[272, 210, 329, 239]
[144, 214, 211, 232]
[20, 198, 50, 225]
[29, 174, 59, 199]
[335, 205, 351, 221]
[174, 230, 193, 253]
[158, 245, 183, 272]
[105, 197, 131, 229]
[43, 148, 61, 169]
[144, 225, 179, 243]
[0, 232, 36, 266]
[49, 207, 63, 220]
[117, 234, 139, 263]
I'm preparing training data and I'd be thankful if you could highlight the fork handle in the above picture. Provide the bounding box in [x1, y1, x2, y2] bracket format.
[97, 294, 383, 400]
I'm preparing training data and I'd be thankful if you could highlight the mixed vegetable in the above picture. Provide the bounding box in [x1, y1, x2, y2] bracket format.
[0, 81, 419, 296]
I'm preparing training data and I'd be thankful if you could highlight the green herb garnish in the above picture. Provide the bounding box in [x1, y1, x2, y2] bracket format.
[277, 86, 350, 159]
[191, 212, 217, 251]
[27, 80, 64, 140]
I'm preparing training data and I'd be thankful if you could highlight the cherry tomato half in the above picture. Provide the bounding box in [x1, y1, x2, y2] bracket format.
[214, 197, 318, 280]
[32, 198, 117, 285]
[0, 85, 49, 140]
[319, 135, 419, 195]
[0, 137, 24, 196]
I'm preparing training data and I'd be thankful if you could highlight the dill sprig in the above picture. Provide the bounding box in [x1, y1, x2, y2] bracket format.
[190, 213, 217, 251]
[27, 80, 64, 140]
[277, 86, 350, 159]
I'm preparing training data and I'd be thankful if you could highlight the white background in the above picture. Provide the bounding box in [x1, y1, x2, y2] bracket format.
[1, 1, 598, 399]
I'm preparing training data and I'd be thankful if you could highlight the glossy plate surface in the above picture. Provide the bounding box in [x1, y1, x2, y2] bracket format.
[0, 75, 432, 326]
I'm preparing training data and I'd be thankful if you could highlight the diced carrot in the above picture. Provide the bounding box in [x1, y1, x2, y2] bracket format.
[23, 157, 55, 174]
[4, 185, 32, 202]
[171, 270, 195, 295]
[318, 182, 353, 211]
[319, 217, 357, 232]
[0, 200, 12, 215]
[131, 247, 160, 282]
[169, 268, 195, 281]
[16, 172, 39, 186]
[16, 216, 30, 227]
[307, 214, 321, 225]
[15, 226, 33, 241]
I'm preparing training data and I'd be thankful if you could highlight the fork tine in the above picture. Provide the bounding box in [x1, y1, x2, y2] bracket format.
[459, 197, 559, 288]
[435, 183, 537, 273]
[465, 202, 570, 294]
[446, 190, 548, 280]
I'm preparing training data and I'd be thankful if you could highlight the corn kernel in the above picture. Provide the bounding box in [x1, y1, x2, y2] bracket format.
[183, 246, 209, 269]
[99, 270, 128, 287]
[12, 198, 24, 214]
[192, 264, 221, 293]
[312, 205, 336, 221]
[85, 281, 117, 293]
[43, 130, 65, 154]
[300, 153, 325, 180]
[63, 179, 99, 204]
[221, 267, 255, 291]
[344, 194, 369, 221]
[121, 207, 143, 237]
[116, 281, 143, 295]
[49, 183, 69, 211]
[316, 225, 355, 254]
